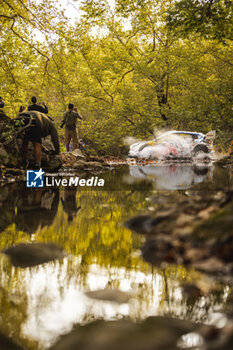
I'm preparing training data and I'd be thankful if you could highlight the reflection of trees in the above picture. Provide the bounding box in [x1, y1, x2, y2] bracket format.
[0, 256, 39, 350]
[35, 186, 228, 327]
[41, 189, 150, 269]
[0, 253, 227, 350]
[0, 180, 230, 348]
[164, 286, 227, 324]
[0, 184, 16, 232]
[159, 266, 227, 324]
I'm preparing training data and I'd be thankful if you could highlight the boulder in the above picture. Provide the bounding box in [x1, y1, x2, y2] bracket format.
[85, 289, 133, 304]
[49, 317, 201, 350]
[72, 149, 86, 160]
[60, 152, 77, 167]
[3, 242, 66, 268]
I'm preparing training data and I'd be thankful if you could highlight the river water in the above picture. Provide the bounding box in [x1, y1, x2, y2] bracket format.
[0, 163, 232, 349]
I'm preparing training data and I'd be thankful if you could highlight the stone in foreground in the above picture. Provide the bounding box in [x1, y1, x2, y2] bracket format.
[3, 242, 66, 268]
[49, 317, 200, 350]
[85, 289, 133, 303]
[0, 332, 24, 350]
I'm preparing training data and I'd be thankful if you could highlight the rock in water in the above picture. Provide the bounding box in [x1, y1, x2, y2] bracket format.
[125, 215, 167, 234]
[49, 316, 201, 350]
[125, 215, 152, 234]
[0, 333, 24, 350]
[85, 289, 133, 303]
[3, 242, 66, 267]
[72, 149, 86, 159]
[142, 239, 177, 265]
[182, 283, 203, 300]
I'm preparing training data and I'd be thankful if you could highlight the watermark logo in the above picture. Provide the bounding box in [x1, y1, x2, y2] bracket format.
[26, 169, 44, 188]
[26, 169, 105, 188]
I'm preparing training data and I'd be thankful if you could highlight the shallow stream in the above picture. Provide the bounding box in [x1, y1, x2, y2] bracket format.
[0, 163, 232, 349]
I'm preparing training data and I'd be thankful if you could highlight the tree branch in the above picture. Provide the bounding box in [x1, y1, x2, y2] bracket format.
[119, 68, 134, 83]
[18, 0, 47, 31]
[0, 14, 17, 20]
[81, 50, 114, 104]
[9, 17, 50, 60]
[209, 51, 233, 66]
[122, 115, 135, 125]
[88, 94, 112, 104]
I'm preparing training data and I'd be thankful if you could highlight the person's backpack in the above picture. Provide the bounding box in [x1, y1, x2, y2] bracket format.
[65, 111, 76, 130]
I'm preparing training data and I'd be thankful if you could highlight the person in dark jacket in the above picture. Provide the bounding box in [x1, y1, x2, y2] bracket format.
[18, 111, 60, 168]
[28, 96, 48, 114]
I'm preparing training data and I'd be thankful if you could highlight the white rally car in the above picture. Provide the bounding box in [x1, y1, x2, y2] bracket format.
[128, 130, 216, 160]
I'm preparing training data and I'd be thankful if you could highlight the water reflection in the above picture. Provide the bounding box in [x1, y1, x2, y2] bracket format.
[0, 183, 59, 234]
[178, 332, 204, 348]
[128, 164, 213, 190]
[0, 255, 227, 349]
[61, 187, 81, 222]
[0, 165, 232, 349]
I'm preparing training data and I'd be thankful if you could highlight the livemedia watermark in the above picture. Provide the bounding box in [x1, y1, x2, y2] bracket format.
[26, 169, 105, 188]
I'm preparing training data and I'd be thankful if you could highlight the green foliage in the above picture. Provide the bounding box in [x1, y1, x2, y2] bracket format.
[0, 0, 233, 155]
[167, 0, 233, 42]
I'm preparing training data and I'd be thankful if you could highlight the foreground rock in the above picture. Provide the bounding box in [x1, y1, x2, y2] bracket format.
[0, 333, 24, 350]
[3, 242, 66, 267]
[125, 190, 233, 277]
[49, 317, 201, 350]
[85, 289, 133, 304]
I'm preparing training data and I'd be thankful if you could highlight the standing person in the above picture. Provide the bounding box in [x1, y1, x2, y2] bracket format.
[60, 103, 83, 152]
[28, 96, 48, 114]
[17, 110, 60, 168]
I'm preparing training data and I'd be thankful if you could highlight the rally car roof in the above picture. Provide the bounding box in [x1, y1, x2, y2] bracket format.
[155, 130, 205, 140]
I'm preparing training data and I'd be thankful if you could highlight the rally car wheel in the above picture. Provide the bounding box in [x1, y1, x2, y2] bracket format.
[192, 145, 209, 157]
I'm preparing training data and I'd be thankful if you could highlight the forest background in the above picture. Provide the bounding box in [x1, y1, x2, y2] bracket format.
[1, 0, 233, 155]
